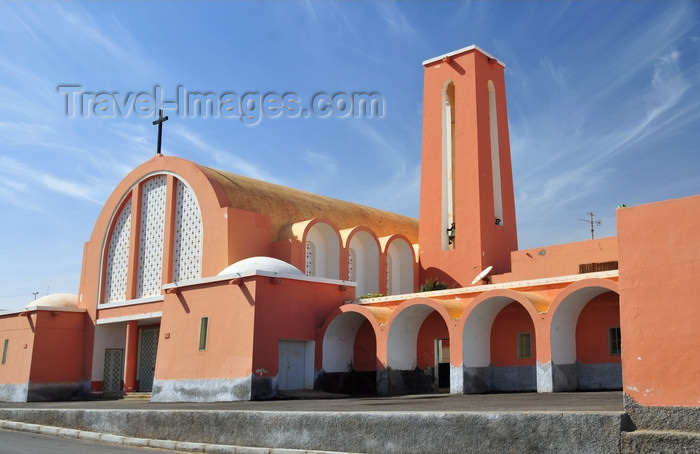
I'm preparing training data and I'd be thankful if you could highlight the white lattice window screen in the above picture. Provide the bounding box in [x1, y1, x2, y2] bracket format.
[172, 179, 203, 282]
[386, 254, 393, 295]
[136, 176, 167, 298]
[305, 241, 315, 276]
[348, 248, 356, 281]
[104, 199, 132, 303]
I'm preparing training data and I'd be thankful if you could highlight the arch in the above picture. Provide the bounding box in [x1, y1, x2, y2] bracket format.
[385, 298, 457, 395]
[319, 306, 384, 395]
[549, 279, 619, 365]
[303, 220, 341, 279]
[383, 235, 415, 295]
[346, 229, 380, 297]
[322, 309, 380, 373]
[459, 289, 542, 393]
[548, 278, 620, 391]
[387, 298, 459, 369]
[90, 156, 230, 309]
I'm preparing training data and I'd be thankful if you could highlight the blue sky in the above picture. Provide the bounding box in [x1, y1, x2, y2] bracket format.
[0, 1, 698, 309]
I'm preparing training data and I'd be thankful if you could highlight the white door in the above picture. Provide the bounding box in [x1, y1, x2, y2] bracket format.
[279, 341, 307, 390]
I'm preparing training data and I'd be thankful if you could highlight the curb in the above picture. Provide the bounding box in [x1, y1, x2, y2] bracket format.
[0, 419, 353, 454]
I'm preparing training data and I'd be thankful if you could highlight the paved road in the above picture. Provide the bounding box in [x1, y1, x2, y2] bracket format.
[0, 390, 624, 413]
[0, 429, 179, 454]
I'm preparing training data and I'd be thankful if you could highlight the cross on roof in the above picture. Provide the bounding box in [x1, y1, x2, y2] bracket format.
[152, 109, 169, 155]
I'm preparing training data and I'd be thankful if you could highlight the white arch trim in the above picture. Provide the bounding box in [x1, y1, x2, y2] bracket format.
[322, 312, 371, 373]
[550, 285, 618, 365]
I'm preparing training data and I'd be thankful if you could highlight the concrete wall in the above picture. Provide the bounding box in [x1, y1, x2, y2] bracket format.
[0, 408, 624, 453]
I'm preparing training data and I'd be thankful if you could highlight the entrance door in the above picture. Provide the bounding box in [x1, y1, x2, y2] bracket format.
[138, 328, 159, 392]
[103, 348, 124, 394]
[279, 341, 307, 390]
[435, 338, 450, 389]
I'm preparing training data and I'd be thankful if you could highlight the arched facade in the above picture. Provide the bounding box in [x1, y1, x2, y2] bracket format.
[459, 290, 542, 394]
[7, 46, 685, 413]
[304, 220, 341, 279]
[547, 279, 621, 392]
[344, 229, 380, 297]
[383, 235, 416, 295]
[319, 306, 385, 395]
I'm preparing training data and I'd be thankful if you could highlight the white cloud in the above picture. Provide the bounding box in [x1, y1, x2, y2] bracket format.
[0, 155, 102, 204]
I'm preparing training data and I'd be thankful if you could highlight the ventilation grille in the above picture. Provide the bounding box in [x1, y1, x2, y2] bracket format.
[579, 261, 618, 274]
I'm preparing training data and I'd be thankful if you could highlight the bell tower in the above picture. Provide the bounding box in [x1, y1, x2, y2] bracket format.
[418, 45, 518, 286]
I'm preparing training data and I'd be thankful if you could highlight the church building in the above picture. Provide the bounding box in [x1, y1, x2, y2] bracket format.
[0, 46, 697, 422]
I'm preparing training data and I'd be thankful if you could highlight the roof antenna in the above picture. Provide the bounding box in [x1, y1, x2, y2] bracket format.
[578, 211, 602, 240]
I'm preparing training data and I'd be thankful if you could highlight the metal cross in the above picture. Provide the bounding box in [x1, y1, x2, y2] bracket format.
[152, 109, 169, 155]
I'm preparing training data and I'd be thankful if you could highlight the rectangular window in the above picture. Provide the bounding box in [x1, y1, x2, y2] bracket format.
[517, 333, 532, 359]
[608, 327, 621, 355]
[198, 317, 209, 351]
[1, 339, 8, 365]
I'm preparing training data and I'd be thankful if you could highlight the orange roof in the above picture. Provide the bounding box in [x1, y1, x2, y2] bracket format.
[201, 166, 418, 243]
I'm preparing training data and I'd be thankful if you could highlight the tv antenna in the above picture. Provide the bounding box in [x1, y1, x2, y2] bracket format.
[578, 211, 602, 240]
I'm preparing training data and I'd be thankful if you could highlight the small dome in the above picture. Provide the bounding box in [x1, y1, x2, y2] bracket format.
[217, 256, 303, 277]
[26, 293, 78, 309]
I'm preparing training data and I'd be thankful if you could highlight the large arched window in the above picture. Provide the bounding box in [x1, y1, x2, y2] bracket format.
[101, 174, 203, 303]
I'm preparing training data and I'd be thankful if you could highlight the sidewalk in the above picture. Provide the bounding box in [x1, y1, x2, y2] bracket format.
[0, 390, 623, 412]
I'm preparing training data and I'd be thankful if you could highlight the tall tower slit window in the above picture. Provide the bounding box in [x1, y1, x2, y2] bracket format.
[488, 81, 504, 226]
[442, 81, 456, 249]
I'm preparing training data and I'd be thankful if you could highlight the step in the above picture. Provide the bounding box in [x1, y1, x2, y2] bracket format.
[124, 392, 152, 401]
[622, 429, 700, 453]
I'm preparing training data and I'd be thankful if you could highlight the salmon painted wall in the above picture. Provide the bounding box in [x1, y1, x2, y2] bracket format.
[0, 314, 36, 384]
[29, 311, 85, 383]
[490, 302, 536, 367]
[618, 195, 700, 407]
[419, 47, 518, 288]
[156, 281, 257, 380]
[416, 311, 449, 369]
[252, 277, 353, 377]
[575, 292, 620, 364]
[353, 320, 377, 372]
[225, 207, 273, 261]
[496, 237, 619, 283]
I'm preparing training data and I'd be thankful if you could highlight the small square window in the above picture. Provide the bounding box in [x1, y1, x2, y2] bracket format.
[1, 339, 8, 365]
[608, 327, 621, 355]
[199, 317, 209, 351]
[517, 333, 532, 359]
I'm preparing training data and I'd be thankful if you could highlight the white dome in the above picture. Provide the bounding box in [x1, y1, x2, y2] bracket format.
[26, 293, 78, 309]
[217, 256, 303, 277]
